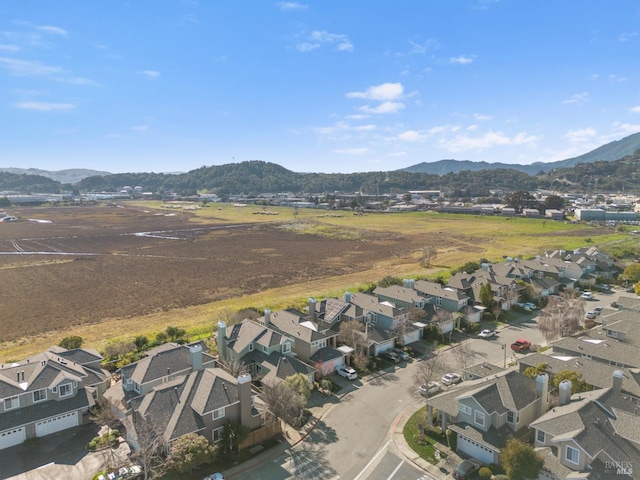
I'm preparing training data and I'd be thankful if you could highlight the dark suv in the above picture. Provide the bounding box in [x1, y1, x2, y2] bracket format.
[452, 459, 480, 480]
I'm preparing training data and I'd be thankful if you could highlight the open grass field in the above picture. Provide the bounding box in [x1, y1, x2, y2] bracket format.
[0, 201, 626, 361]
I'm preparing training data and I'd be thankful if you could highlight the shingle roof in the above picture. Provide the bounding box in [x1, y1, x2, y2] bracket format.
[414, 280, 468, 301]
[261, 309, 328, 343]
[374, 285, 426, 304]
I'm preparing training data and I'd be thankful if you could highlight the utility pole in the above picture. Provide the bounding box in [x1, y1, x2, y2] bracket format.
[502, 343, 506, 368]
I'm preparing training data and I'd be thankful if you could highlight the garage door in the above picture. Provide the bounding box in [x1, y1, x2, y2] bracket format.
[457, 434, 494, 465]
[36, 411, 79, 437]
[404, 329, 421, 344]
[0, 427, 26, 449]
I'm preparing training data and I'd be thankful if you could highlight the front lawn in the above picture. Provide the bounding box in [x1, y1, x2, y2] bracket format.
[403, 406, 448, 464]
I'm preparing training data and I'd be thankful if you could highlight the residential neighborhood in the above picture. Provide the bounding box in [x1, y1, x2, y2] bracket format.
[2, 245, 640, 480]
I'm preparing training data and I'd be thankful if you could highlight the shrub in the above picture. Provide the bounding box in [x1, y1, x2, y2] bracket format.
[320, 379, 332, 392]
[479, 466, 492, 479]
[446, 428, 457, 451]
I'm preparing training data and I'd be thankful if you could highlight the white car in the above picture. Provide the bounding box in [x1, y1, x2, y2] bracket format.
[585, 311, 596, 319]
[478, 329, 496, 338]
[418, 381, 442, 397]
[337, 365, 358, 380]
[581, 292, 594, 300]
[522, 302, 537, 310]
[441, 373, 462, 386]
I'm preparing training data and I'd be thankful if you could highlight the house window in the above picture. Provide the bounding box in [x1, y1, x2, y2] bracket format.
[606, 330, 617, 338]
[33, 389, 47, 403]
[507, 411, 518, 424]
[458, 404, 472, 415]
[59, 383, 72, 397]
[212, 427, 224, 443]
[435, 297, 442, 306]
[565, 445, 579, 465]
[282, 343, 291, 353]
[212, 407, 225, 420]
[474, 410, 485, 427]
[536, 430, 546, 444]
[4, 396, 19, 410]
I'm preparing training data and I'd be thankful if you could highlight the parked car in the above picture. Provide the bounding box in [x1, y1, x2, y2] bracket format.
[441, 373, 462, 386]
[336, 365, 358, 380]
[593, 306, 603, 315]
[510, 339, 531, 352]
[581, 292, 594, 300]
[522, 302, 537, 310]
[391, 347, 410, 361]
[452, 459, 480, 480]
[418, 381, 442, 397]
[585, 311, 596, 319]
[611, 301, 619, 308]
[380, 351, 402, 363]
[478, 329, 496, 338]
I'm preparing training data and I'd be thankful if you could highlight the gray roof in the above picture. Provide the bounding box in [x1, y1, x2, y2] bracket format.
[551, 333, 640, 368]
[449, 422, 510, 451]
[226, 319, 288, 354]
[261, 354, 316, 385]
[120, 343, 216, 385]
[261, 309, 329, 343]
[519, 352, 640, 399]
[374, 285, 426, 304]
[309, 346, 345, 364]
[348, 292, 406, 319]
[531, 388, 640, 468]
[0, 388, 93, 431]
[414, 280, 468, 301]
[464, 362, 506, 379]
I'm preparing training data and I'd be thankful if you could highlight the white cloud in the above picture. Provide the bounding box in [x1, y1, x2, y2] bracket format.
[630, 106, 640, 113]
[314, 121, 350, 135]
[37, 25, 68, 36]
[473, 113, 492, 121]
[334, 147, 369, 155]
[0, 44, 19, 52]
[608, 74, 627, 83]
[450, 55, 474, 65]
[564, 128, 597, 143]
[611, 122, 640, 134]
[14, 101, 75, 111]
[140, 70, 161, 78]
[56, 76, 100, 86]
[276, 2, 308, 10]
[0, 57, 63, 76]
[359, 101, 405, 114]
[618, 32, 637, 42]
[440, 130, 540, 152]
[297, 30, 353, 52]
[562, 92, 589, 105]
[388, 151, 407, 157]
[397, 130, 426, 142]
[354, 124, 376, 131]
[131, 125, 150, 131]
[467, 125, 479, 131]
[346, 114, 368, 120]
[347, 82, 404, 101]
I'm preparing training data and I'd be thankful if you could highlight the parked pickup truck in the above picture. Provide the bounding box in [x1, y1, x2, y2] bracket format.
[510, 339, 531, 352]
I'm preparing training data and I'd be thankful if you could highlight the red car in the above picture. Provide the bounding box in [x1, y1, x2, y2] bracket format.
[510, 339, 531, 352]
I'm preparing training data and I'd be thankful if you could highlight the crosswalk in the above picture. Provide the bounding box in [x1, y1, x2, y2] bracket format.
[275, 448, 340, 480]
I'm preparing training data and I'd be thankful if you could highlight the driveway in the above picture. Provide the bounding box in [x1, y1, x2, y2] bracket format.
[0, 424, 131, 480]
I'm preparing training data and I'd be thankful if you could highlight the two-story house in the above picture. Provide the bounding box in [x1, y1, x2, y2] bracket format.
[424, 370, 549, 465]
[530, 373, 639, 480]
[0, 346, 110, 450]
[118, 342, 264, 449]
[216, 319, 316, 385]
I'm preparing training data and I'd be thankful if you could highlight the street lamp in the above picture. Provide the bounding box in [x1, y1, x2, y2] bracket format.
[501, 343, 507, 368]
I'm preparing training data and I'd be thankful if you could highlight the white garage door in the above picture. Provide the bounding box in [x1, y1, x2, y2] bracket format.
[0, 427, 26, 449]
[404, 329, 421, 344]
[36, 411, 79, 437]
[457, 434, 495, 465]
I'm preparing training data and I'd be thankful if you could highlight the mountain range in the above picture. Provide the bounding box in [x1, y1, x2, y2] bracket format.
[402, 131, 640, 176]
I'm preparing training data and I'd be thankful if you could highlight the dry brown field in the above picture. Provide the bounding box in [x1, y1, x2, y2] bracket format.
[0, 202, 616, 361]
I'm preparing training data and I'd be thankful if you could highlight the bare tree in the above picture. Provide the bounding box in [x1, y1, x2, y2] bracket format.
[419, 246, 437, 268]
[431, 310, 454, 342]
[537, 291, 584, 344]
[413, 352, 449, 399]
[392, 309, 423, 346]
[218, 356, 249, 378]
[451, 341, 475, 372]
[262, 380, 305, 427]
[129, 414, 169, 480]
[338, 320, 366, 353]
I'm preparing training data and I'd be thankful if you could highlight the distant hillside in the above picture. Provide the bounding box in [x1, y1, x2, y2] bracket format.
[0, 168, 111, 184]
[404, 131, 640, 175]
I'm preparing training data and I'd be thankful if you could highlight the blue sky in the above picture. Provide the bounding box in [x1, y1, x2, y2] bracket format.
[1, 1, 640, 174]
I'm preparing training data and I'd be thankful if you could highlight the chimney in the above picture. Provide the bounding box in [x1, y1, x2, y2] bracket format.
[308, 298, 317, 322]
[536, 374, 549, 415]
[167, 368, 171, 376]
[237, 374, 253, 427]
[403, 278, 411, 288]
[189, 344, 203, 371]
[345, 291, 351, 303]
[613, 369, 624, 393]
[558, 380, 572, 406]
[264, 308, 271, 326]
[216, 321, 228, 362]
[481, 263, 489, 271]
